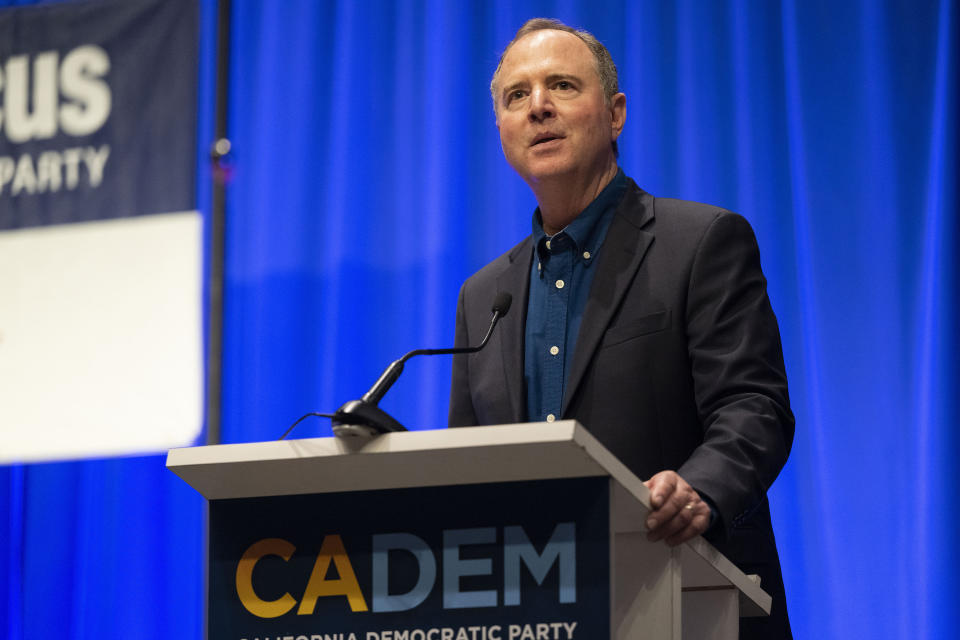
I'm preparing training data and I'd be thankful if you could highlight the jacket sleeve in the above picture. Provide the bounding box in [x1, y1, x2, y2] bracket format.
[448, 282, 479, 427]
[676, 212, 794, 538]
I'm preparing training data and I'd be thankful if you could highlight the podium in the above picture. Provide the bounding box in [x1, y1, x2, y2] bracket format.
[167, 421, 770, 639]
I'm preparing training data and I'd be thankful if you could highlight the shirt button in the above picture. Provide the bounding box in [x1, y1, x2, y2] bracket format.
[545, 239, 551, 250]
[549, 345, 559, 355]
[546, 413, 556, 422]
[583, 250, 591, 259]
[555, 279, 565, 289]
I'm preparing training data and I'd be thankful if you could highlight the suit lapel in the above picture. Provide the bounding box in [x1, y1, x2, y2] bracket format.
[497, 238, 533, 423]
[563, 183, 655, 415]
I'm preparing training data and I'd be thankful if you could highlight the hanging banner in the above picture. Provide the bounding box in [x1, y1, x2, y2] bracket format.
[0, 0, 202, 463]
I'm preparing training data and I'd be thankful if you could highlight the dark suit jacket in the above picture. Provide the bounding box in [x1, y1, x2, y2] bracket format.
[449, 179, 794, 638]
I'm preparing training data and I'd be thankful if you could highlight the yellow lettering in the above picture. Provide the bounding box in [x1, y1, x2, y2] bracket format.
[235, 538, 298, 618]
[298, 534, 369, 613]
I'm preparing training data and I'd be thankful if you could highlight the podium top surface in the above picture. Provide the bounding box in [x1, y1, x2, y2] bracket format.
[167, 421, 626, 500]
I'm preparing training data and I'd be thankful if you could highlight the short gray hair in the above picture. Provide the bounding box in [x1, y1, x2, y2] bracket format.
[490, 18, 619, 110]
[490, 18, 621, 156]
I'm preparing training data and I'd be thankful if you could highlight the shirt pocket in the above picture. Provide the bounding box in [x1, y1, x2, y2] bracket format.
[600, 309, 672, 349]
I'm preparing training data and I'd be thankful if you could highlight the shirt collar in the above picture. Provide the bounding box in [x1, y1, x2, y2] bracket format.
[531, 167, 627, 262]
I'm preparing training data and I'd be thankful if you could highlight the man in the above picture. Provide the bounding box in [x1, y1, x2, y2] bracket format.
[449, 18, 794, 639]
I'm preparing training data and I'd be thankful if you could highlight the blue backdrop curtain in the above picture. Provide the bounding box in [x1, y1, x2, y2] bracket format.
[2, 1, 957, 638]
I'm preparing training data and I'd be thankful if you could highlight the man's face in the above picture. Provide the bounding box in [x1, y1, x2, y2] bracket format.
[494, 30, 625, 187]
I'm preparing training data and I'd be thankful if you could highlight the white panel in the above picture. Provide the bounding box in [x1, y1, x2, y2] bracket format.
[682, 589, 739, 639]
[0, 211, 203, 462]
[613, 533, 680, 639]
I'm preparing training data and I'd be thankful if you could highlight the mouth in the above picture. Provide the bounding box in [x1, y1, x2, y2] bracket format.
[531, 133, 564, 147]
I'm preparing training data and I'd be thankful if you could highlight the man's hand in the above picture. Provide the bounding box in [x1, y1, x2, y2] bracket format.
[643, 470, 711, 546]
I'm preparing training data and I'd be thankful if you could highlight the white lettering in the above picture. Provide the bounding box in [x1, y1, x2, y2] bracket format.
[62, 147, 82, 189]
[82, 144, 110, 186]
[12, 152, 37, 195]
[59, 45, 111, 136]
[0, 45, 111, 143]
[0, 145, 110, 197]
[36, 151, 62, 192]
[0, 156, 14, 193]
[2, 53, 59, 142]
[367, 629, 514, 640]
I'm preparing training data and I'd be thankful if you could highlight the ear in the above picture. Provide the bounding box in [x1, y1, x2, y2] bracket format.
[609, 92, 626, 140]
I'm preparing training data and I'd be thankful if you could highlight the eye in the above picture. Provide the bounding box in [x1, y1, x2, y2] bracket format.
[554, 80, 574, 91]
[504, 89, 527, 107]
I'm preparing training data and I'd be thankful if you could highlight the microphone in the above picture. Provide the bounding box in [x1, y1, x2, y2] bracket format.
[332, 292, 512, 436]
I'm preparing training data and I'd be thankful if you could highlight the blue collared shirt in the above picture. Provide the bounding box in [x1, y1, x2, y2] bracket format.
[524, 168, 627, 422]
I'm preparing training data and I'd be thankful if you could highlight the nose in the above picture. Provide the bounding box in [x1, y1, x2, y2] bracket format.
[527, 86, 555, 122]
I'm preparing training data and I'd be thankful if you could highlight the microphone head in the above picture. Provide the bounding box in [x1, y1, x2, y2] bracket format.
[492, 292, 512, 316]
